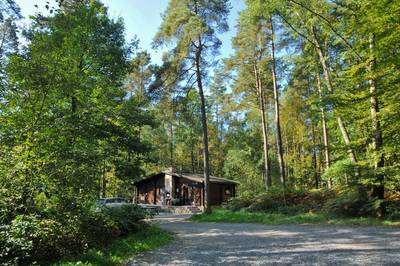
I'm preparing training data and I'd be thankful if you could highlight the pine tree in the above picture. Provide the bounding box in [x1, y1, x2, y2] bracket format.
[154, 0, 230, 212]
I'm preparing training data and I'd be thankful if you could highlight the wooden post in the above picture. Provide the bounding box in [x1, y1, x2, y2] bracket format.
[201, 183, 205, 206]
[220, 185, 223, 204]
[154, 179, 157, 204]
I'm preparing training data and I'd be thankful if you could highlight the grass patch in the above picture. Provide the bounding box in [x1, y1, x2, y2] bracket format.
[190, 209, 400, 227]
[54, 225, 172, 266]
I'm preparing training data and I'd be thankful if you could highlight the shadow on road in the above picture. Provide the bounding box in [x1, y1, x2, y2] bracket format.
[128, 213, 400, 265]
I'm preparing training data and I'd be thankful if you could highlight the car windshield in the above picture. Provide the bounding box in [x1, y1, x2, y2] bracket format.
[96, 199, 105, 204]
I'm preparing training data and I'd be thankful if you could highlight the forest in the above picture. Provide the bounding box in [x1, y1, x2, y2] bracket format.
[0, 0, 399, 264]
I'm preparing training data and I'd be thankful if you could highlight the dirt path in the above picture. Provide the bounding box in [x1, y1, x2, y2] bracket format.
[127, 214, 400, 265]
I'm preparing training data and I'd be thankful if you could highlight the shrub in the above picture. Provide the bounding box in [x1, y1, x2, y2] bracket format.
[102, 204, 150, 235]
[323, 188, 370, 217]
[321, 159, 357, 186]
[0, 215, 38, 265]
[226, 187, 335, 215]
[0, 203, 150, 265]
[32, 216, 86, 262]
[80, 208, 120, 247]
[384, 201, 400, 220]
[225, 196, 254, 211]
[246, 193, 282, 212]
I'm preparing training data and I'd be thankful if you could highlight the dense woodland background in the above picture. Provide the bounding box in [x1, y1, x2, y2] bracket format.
[0, 0, 399, 264]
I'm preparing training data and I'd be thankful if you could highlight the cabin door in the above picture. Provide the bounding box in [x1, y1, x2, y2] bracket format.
[182, 186, 189, 205]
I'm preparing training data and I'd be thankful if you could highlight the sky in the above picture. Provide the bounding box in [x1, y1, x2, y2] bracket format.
[15, 0, 245, 65]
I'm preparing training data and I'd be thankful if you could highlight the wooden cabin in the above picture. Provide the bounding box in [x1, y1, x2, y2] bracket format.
[134, 169, 238, 207]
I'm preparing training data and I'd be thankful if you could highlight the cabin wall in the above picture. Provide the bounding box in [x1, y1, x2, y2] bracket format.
[136, 175, 165, 205]
[210, 183, 235, 206]
[136, 173, 236, 207]
[174, 177, 202, 206]
[210, 183, 221, 205]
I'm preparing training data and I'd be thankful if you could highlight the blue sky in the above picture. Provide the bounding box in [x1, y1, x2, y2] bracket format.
[15, 0, 245, 65]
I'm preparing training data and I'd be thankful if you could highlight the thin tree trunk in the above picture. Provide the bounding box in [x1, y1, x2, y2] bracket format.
[191, 131, 195, 173]
[311, 122, 319, 189]
[254, 63, 271, 189]
[285, 134, 290, 185]
[311, 27, 359, 175]
[270, 18, 285, 186]
[195, 39, 211, 213]
[169, 121, 173, 167]
[368, 33, 384, 199]
[102, 160, 106, 198]
[316, 70, 331, 188]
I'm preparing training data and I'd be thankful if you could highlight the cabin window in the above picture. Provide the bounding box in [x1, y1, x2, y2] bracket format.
[225, 188, 231, 196]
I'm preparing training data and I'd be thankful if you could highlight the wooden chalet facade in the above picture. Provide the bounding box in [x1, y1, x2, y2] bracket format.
[134, 169, 237, 207]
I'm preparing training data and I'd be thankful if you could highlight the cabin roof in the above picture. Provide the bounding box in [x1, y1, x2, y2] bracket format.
[134, 170, 238, 185]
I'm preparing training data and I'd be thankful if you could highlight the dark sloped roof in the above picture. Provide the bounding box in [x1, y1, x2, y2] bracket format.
[134, 170, 238, 185]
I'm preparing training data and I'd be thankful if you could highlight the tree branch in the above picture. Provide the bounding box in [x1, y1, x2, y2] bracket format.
[289, 0, 363, 61]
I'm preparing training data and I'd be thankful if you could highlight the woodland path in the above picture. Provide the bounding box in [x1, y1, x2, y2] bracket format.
[127, 213, 400, 265]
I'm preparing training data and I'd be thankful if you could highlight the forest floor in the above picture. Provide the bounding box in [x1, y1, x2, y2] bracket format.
[127, 213, 400, 265]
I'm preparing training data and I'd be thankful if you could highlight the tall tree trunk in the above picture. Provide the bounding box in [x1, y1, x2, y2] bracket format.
[368, 33, 384, 199]
[311, 27, 359, 175]
[316, 70, 332, 187]
[169, 121, 173, 167]
[285, 134, 290, 185]
[191, 131, 195, 173]
[195, 40, 211, 213]
[270, 18, 285, 185]
[102, 159, 106, 198]
[254, 63, 271, 189]
[311, 122, 319, 189]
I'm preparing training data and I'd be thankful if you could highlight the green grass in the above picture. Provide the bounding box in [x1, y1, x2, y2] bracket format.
[190, 209, 400, 227]
[54, 226, 172, 266]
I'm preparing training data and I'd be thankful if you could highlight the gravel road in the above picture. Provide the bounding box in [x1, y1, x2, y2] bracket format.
[127, 214, 400, 265]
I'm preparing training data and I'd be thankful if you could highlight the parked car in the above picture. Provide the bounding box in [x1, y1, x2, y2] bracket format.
[96, 197, 130, 207]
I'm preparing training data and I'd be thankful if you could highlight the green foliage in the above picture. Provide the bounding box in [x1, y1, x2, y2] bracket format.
[80, 210, 120, 248]
[386, 201, 400, 220]
[0, 215, 38, 265]
[225, 196, 254, 212]
[0, 204, 150, 265]
[55, 226, 172, 266]
[223, 148, 264, 194]
[190, 209, 400, 227]
[323, 188, 384, 218]
[101, 205, 150, 236]
[0, 1, 155, 264]
[321, 159, 357, 186]
[226, 187, 335, 214]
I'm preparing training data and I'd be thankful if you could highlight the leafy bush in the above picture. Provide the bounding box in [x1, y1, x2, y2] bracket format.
[322, 188, 371, 217]
[225, 187, 335, 215]
[0, 215, 39, 265]
[321, 159, 357, 186]
[225, 196, 254, 211]
[101, 204, 150, 236]
[0, 204, 150, 265]
[32, 216, 86, 262]
[80, 209, 120, 247]
[383, 201, 400, 220]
